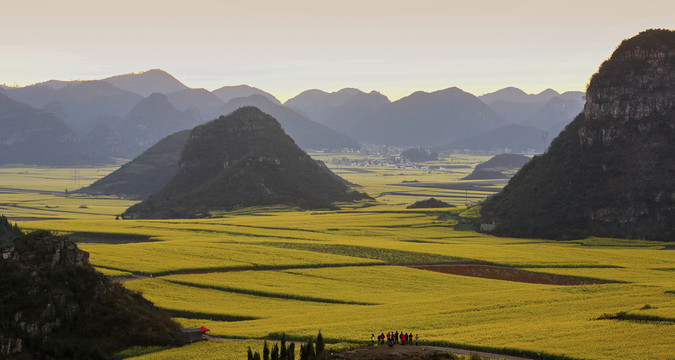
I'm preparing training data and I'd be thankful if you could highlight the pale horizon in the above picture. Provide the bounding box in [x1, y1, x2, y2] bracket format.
[2, 0, 673, 102]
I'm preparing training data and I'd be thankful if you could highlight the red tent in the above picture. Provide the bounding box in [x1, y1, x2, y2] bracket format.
[200, 326, 210, 332]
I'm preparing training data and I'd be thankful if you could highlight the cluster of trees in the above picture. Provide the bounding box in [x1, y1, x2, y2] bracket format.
[407, 198, 455, 209]
[400, 147, 438, 162]
[247, 331, 325, 360]
[0, 215, 22, 245]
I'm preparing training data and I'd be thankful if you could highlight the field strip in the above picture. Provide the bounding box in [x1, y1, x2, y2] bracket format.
[164, 221, 331, 235]
[2, 203, 115, 216]
[113, 262, 385, 280]
[378, 192, 488, 199]
[163, 279, 376, 305]
[128, 225, 314, 241]
[114, 261, 620, 288]
[164, 310, 258, 322]
[253, 242, 468, 264]
[407, 264, 621, 285]
[0, 186, 62, 194]
[393, 181, 507, 192]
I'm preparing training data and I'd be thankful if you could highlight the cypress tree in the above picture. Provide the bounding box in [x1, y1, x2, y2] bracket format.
[288, 342, 296, 360]
[253, 352, 261, 360]
[315, 330, 325, 356]
[263, 340, 270, 360]
[248, 347, 254, 360]
[299, 344, 307, 360]
[306, 341, 315, 360]
[280, 333, 287, 360]
[271, 344, 279, 360]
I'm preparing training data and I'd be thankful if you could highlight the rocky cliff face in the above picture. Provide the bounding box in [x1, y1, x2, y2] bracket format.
[0, 232, 179, 358]
[580, 29, 674, 145]
[480, 29, 674, 241]
[1, 236, 90, 356]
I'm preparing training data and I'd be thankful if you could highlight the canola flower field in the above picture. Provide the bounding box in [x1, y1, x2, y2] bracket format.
[1, 156, 674, 360]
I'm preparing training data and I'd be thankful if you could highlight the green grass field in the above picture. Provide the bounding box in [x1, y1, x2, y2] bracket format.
[1, 157, 673, 360]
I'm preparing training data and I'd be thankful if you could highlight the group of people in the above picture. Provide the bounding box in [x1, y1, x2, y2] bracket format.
[371, 331, 418, 347]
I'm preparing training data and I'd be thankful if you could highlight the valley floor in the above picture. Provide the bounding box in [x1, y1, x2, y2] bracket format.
[1, 159, 673, 360]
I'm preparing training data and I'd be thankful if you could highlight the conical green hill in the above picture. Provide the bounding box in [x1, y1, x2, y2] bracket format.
[123, 107, 368, 218]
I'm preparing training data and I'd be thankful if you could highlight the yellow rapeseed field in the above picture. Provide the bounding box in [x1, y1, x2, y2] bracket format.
[2, 161, 674, 360]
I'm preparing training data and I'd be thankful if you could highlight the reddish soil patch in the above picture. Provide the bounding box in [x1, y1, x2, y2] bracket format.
[408, 264, 610, 285]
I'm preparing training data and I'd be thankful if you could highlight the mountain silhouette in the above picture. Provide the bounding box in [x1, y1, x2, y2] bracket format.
[103, 69, 190, 97]
[166, 88, 226, 122]
[285, 88, 390, 139]
[372, 87, 503, 146]
[212, 84, 280, 104]
[113, 93, 196, 158]
[220, 95, 360, 150]
[286, 87, 502, 146]
[3, 80, 144, 134]
[0, 94, 106, 165]
[479, 88, 584, 144]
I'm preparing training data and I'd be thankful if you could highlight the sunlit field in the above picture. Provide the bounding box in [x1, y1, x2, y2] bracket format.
[0, 164, 136, 221]
[2, 156, 674, 360]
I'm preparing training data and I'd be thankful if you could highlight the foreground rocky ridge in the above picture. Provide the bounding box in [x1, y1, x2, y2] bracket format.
[0, 231, 179, 358]
[480, 29, 675, 241]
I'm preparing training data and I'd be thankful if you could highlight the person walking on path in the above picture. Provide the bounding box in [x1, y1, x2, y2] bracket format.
[415, 333, 419, 346]
[371, 334, 375, 346]
[394, 331, 399, 344]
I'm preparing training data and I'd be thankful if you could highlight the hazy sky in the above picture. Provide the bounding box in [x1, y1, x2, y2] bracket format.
[2, 0, 672, 101]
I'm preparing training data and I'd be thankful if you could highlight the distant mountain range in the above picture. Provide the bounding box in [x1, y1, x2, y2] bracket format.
[286, 87, 505, 146]
[284, 86, 582, 150]
[103, 69, 190, 97]
[2, 80, 143, 134]
[478, 88, 585, 139]
[0, 68, 585, 165]
[0, 94, 105, 165]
